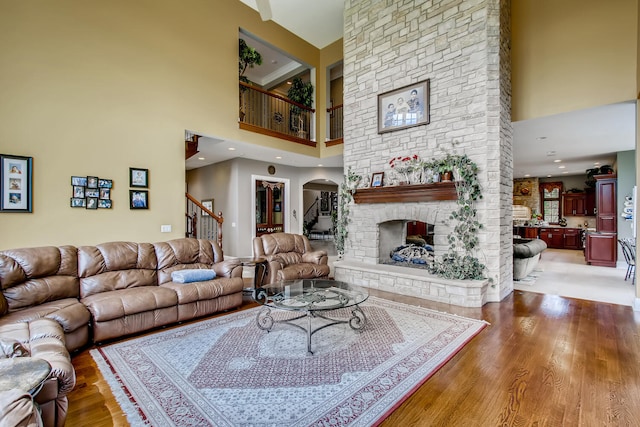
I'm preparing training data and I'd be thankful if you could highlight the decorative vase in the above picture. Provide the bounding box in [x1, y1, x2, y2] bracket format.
[441, 170, 453, 182]
[411, 170, 422, 184]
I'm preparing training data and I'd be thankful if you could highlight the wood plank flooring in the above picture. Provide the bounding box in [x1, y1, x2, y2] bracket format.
[65, 290, 640, 426]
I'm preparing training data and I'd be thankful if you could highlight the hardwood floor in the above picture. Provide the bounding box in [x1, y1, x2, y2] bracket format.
[65, 290, 640, 426]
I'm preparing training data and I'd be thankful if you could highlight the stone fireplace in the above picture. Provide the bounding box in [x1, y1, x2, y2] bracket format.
[335, 0, 514, 307]
[335, 195, 489, 307]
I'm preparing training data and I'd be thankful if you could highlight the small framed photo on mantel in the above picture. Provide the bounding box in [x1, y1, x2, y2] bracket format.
[371, 172, 385, 188]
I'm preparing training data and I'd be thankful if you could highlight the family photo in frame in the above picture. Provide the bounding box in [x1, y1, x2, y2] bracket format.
[1, 154, 33, 213]
[130, 168, 149, 188]
[378, 80, 430, 134]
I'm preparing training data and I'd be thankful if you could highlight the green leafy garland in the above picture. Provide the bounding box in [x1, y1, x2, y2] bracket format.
[333, 167, 361, 254]
[421, 154, 486, 280]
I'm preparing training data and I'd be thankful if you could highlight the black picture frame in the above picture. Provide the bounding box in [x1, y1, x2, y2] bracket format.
[86, 176, 98, 189]
[371, 172, 385, 188]
[130, 168, 148, 188]
[70, 198, 86, 208]
[86, 197, 98, 210]
[378, 79, 430, 134]
[71, 176, 87, 186]
[98, 179, 113, 188]
[130, 190, 148, 209]
[0, 154, 33, 213]
[98, 199, 112, 209]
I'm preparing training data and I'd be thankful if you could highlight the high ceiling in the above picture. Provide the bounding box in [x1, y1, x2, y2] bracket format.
[189, 1, 636, 178]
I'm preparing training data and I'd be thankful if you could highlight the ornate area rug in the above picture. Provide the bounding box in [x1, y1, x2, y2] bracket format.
[91, 296, 487, 426]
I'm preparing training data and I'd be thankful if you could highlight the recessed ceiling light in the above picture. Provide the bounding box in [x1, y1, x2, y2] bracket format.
[524, 174, 531, 177]
[228, 147, 236, 151]
[562, 171, 569, 174]
[558, 165, 566, 169]
[271, 60, 278, 64]
[594, 162, 600, 165]
[547, 174, 553, 177]
[275, 156, 282, 159]
[317, 164, 323, 167]
[197, 157, 205, 160]
[287, 81, 292, 85]
[554, 159, 562, 163]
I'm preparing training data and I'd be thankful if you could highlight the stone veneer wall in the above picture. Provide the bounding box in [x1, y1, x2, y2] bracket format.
[339, 0, 513, 303]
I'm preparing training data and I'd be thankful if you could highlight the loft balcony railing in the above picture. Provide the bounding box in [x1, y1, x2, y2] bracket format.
[239, 81, 316, 147]
[326, 103, 343, 146]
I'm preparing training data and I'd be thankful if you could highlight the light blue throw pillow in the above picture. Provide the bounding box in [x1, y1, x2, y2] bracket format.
[171, 269, 216, 283]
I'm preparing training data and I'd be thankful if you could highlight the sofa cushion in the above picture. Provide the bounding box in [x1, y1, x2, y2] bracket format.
[0, 246, 79, 311]
[81, 287, 178, 323]
[0, 298, 90, 335]
[161, 277, 243, 305]
[278, 264, 331, 281]
[171, 269, 216, 284]
[78, 242, 158, 298]
[154, 238, 240, 284]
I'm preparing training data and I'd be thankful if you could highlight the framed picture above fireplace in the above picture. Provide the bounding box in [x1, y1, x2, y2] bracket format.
[378, 80, 430, 134]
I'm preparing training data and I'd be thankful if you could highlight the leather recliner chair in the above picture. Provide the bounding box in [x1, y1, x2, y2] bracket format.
[252, 233, 330, 285]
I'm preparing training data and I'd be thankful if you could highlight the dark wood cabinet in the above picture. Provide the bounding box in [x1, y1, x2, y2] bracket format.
[595, 176, 617, 233]
[584, 188, 596, 216]
[585, 232, 617, 267]
[585, 175, 617, 267]
[563, 193, 586, 216]
[539, 228, 563, 248]
[513, 226, 539, 239]
[538, 227, 583, 249]
[563, 229, 582, 250]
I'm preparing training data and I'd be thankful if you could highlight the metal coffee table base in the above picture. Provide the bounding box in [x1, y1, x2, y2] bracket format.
[256, 306, 367, 355]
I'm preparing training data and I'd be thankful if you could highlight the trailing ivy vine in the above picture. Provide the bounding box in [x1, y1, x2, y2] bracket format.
[421, 154, 486, 280]
[333, 167, 361, 255]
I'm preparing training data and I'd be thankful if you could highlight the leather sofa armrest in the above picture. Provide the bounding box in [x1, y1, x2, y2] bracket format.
[302, 250, 328, 265]
[212, 259, 242, 278]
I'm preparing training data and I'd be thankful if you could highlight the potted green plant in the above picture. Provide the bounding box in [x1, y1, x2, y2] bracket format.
[287, 77, 314, 137]
[238, 39, 262, 121]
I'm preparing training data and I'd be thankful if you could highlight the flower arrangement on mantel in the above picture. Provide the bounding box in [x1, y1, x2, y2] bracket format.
[389, 155, 420, 184]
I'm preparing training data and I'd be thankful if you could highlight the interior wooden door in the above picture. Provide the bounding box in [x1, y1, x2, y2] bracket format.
[255, 180, 284, 236]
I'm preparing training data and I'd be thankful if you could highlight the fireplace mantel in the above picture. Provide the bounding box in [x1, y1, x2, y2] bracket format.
[352, 182, 457, 204]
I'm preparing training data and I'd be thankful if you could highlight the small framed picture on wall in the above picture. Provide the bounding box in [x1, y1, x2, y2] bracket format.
[130, 168, 148, 188]
[130, 190, 148, 209]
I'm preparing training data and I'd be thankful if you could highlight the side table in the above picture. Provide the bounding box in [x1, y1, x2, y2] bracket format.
[236, 257, 269, 293]
[0, 357, 51, 396]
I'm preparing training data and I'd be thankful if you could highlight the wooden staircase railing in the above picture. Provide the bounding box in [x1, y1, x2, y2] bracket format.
[185, 192, 224, 250]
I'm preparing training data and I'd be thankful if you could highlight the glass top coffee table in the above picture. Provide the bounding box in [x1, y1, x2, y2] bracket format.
[253, 279, 369, 355]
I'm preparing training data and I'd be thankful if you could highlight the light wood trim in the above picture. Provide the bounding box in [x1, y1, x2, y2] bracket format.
[325, 138, 343, 147]
[238, 122, 317, 147]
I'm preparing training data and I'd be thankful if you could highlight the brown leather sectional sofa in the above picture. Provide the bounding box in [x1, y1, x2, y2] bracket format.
[0, 238, 243, 427]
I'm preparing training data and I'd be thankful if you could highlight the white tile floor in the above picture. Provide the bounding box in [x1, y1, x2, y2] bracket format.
[513, 248, 637, 306]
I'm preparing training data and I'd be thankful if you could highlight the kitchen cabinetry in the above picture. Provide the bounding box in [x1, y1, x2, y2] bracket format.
[563, 229, 582, 250]
[513, 226, 539, 239]
[595, 176, 616, 233]
[562, 191, 596, 216]
[539, 227, 583, 249]
[585, 175, 617, 267]
[585, 232, 617, 267]
[563, 193, 587, 216]
[584, 188, 596, 216]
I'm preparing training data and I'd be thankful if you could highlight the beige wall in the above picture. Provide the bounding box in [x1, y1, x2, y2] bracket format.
[0, 0, 334, 250]
[512, 0, 638, 121]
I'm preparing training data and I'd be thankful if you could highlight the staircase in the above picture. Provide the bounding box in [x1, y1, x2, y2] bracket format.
[185, 193, 224, 251]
